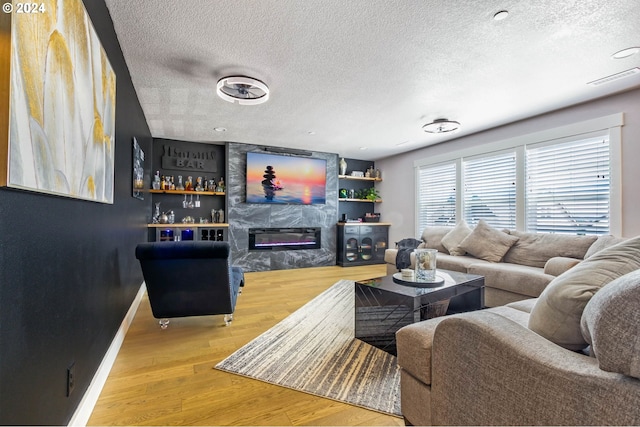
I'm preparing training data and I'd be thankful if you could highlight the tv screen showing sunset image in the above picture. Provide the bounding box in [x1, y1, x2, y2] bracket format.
[246, 152, 327, 204]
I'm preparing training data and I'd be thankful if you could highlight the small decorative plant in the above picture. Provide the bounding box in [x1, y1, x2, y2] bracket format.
[363, 187, 380, 201]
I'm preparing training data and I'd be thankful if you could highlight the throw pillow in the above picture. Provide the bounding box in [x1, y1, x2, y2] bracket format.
[584, 234, 627, 259]
[440, 221, 472, 256]
[503, 231, 597, 268]
[580, 269, 640, 379]
[458, 220, 519, 262]
[528, 235, 640, 351]
[420, 226, 453, 254]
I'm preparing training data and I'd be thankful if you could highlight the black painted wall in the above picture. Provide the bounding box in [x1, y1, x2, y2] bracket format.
[0, 0, 152, 424]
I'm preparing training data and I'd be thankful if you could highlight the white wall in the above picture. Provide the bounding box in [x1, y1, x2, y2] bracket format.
[377, 87, 640, 244]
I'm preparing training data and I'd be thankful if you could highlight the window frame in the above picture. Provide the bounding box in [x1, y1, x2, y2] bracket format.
[414, 113, 623, 237]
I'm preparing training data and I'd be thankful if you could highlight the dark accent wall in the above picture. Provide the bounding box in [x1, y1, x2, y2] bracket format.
[227, 143, 338, 271]
[0, 0, 152, 424]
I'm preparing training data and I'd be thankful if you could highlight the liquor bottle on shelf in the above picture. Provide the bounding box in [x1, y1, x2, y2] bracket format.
[176, 175, 185, 191]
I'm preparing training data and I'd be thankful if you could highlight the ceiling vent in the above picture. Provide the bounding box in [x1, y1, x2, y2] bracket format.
[422, 118, 461, 134]
[587, 68, 640, 87]
[216, 76, 270, 105]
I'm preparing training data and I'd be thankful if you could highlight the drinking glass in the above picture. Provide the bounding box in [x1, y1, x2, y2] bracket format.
[415, 248, 437, 282]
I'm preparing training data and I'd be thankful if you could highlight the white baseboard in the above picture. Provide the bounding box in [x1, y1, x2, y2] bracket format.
[68, 282, 146, 426]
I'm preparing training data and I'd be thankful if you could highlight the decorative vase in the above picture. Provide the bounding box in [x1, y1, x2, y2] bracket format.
[339, 158, 347, 175]
[153, 203, 161, 223]
[415, 249, 438, 282]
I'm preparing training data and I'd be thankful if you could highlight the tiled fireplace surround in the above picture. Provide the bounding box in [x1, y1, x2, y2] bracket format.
[227, 143, 339, 272]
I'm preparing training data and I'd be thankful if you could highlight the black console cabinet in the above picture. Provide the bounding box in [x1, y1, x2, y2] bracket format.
[337, 223, 390, 266]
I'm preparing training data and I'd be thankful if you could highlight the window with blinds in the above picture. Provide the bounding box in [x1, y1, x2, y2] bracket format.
[417, 162, 457, 231]
[526, 136, 610, 235]
[463, 151, 516, 229]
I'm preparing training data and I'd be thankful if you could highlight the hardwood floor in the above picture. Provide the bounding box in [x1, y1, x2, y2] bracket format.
[88, 265, 403, 426]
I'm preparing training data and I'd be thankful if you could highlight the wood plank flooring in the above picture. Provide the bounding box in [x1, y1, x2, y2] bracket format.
[88, 265, 403, 426]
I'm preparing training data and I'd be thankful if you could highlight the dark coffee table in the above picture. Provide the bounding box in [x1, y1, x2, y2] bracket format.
[355, 269, 484, 355]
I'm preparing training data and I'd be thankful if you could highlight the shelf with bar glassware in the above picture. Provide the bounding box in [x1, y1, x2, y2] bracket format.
[147, 223, 229, 242]
[149, 189, 225, 196]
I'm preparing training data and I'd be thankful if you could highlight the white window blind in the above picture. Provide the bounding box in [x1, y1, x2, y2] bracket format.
[526, 136, 610, 235]
[417, 162, 456, 231]
[463, 151, 516, 229]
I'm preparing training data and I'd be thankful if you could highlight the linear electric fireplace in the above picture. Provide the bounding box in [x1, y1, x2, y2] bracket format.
[249, 227, 321, 251]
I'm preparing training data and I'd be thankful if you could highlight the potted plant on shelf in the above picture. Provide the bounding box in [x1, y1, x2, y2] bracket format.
[357, 187, 380, 201]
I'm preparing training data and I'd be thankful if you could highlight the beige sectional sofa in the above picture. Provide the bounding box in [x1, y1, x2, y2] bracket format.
[396, 235, 640, 425]
[384, 220, 624, 307]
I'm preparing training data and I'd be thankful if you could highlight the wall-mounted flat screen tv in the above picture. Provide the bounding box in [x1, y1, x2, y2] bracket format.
[246, 151, 327, 204]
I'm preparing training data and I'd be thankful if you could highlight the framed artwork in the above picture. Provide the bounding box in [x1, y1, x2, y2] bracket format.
[132, 137, 144, 200]
[0, 0, 117, 203]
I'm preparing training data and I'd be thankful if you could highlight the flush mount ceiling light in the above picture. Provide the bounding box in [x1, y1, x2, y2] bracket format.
[422, 119, 461, 134]
[493, 10, 509, 21]
[611, 47, 640, 59]
[216, 76, 270, 105]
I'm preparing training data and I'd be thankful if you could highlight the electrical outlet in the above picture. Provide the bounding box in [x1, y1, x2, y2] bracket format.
[67, 363, 75, 397]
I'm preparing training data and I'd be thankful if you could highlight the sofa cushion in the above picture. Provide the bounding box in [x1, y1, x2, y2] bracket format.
[468, 263, 553, 298]
[396, 316, 448, 385]
[384, 248, 398, 265]
[528, 235, 640, 351]
[503, 231, 597, 268]
[580, 269, 640, 379]
[420, 226, 453, 254]
[459, 220, 519, 262]
[584, 234, 627, 259]
[396, 306, 530, 386]
[505, 298, 537, 314]
[436, 253, 490, 273]
[440, 221, 471, 256]
[543, 257, 582, 276]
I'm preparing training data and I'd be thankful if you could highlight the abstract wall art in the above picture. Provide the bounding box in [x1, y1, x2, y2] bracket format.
[0, 0, 116, 203]
[132, 137, 144, 200]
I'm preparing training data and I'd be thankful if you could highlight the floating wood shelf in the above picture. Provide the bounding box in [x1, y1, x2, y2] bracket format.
[338, 175, 382, 182]
[149, 190, 225, 196]
[339, 198, 382, 203]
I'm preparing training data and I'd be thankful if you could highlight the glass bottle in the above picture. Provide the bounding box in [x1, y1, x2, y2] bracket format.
[153, 203, 161, 223]
[176, 175, 185, 191]
[152, 171, 161, 190]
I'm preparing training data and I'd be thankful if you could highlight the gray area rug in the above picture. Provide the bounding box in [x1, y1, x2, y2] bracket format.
[215, 279, 402, 416]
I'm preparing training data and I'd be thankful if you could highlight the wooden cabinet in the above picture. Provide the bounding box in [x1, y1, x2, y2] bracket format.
[337, 223, 389, 267]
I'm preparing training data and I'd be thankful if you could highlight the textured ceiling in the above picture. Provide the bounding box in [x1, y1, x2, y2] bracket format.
[104, 0, 640, 160]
